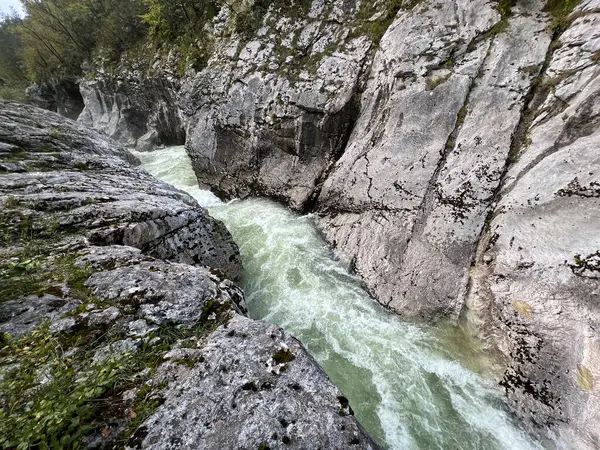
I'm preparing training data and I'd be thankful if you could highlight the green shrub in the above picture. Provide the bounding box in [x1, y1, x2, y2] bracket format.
[0, 14, 29, 101]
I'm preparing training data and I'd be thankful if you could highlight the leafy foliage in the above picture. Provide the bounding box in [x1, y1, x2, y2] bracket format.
[141, 0, 218, 42]
[18, 0, 148, 81]
[0, 13, 29, 100]
[355, 0, 424, 45]
[0, 324, 131, 449]
[13, 0, 222, 82]
[232, 0, 312, 41]
[0, 252, 92, 304]
[20, 0, 98, 81]
[140, 0, 220, 73]
[0, 310, 224, 448]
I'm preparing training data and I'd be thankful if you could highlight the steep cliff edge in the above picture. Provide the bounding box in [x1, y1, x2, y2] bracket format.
[318, 0, 552, 319]
[315, 0, 600, 444]
[0, 101, 378, 449]
[78, 73, 185, 152]
[180, 0, 374, 210]
[78, 0, 385, 208]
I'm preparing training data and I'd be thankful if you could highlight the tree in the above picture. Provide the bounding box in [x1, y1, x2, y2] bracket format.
[15, 0, 222, 82]
[141, 0, 219, 42]
[0, 13, 28, 100]
[19, 0, 98, 81]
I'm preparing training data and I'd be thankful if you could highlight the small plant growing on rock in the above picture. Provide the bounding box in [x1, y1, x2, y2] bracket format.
[272, 348, 296, 364]
[0, 323, 130, 448]
[425, 73, 451, 91]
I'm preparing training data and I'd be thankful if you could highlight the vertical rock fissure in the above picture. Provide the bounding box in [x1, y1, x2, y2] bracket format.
[402, 57, 487, 260]
[472, 25, 560, 258]
[386, 71, 483, 301]
[460, 14, 559, 329]
[301, 94, 363, 213]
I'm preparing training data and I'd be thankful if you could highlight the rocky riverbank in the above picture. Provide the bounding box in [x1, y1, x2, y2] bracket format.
[0, 101, 378, 449]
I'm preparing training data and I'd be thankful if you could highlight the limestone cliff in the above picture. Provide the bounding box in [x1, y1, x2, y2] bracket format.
[79, 75, 185, 152]
[74, 0, 600, 447]
[464, 1, 600, 445]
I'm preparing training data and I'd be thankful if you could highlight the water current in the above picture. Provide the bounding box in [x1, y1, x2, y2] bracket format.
[133, 146, 543, 450]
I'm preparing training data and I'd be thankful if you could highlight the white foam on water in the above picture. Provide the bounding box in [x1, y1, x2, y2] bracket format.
[132, 146, 223, 207]
[136, 147, 544, 450]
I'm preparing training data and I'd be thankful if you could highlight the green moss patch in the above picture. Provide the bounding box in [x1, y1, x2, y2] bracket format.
[0, 294, 227, 448]
[576, 365, 594, 392]
[545, 0, 581, 33]
[355, 0, 424, 45]
[0, 252, 92, 304]
[425, 73, 451, 91]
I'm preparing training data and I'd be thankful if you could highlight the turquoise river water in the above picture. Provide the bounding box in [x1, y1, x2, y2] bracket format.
[133, 146, 545, 450]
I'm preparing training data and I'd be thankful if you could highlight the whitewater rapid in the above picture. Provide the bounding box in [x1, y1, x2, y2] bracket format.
[133, 146, 543, 450]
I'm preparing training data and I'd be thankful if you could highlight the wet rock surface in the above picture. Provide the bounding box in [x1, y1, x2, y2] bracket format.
[0, 100, 241, 279]
[26, 80, 85, 120]
[318, 0, 552, 320]
[463, 2, 600, 447]
[180, 0, 374, 210]
[0, 101, 377, 449]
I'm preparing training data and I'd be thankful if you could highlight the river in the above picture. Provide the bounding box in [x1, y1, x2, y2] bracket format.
[133, 146, 543, 450]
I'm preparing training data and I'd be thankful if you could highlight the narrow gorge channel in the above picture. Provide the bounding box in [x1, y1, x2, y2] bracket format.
[134, 146, 546, 450]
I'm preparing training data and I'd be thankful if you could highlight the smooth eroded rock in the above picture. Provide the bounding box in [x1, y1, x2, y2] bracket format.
[138, 315, 379, 450]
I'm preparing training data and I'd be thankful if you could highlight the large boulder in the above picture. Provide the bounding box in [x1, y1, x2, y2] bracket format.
[0, 100, 240, 279]
[140, 315, 378, 449]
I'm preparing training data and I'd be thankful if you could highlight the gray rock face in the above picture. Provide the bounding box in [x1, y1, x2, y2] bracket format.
[462, 2, 600, 447]
[0, 100, 240, 280]
[313, 2, 600, 443]
[85, 252, 247, 325]
[183, 1, 599, 445]
[26, 81, 85, 120]
[0, 294, 81, 337]
[317, 0, 552, 319]
[79, 75, 185, 151]
[181, 0, 374, 209]
[0, 100, 377, 449]
[139, 315, 378, 450]
[71, 0, 600, 445]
